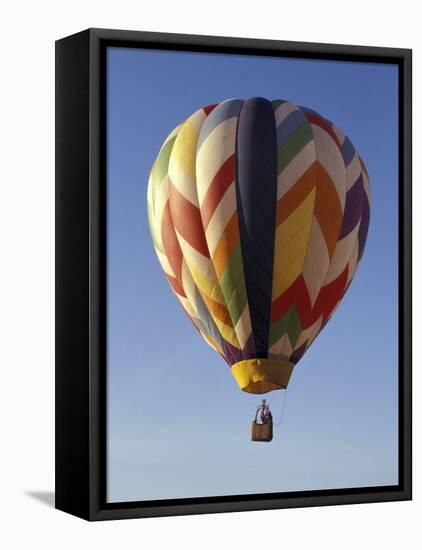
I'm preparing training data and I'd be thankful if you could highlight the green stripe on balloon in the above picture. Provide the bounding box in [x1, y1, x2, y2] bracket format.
[219, 243, 248, 326]
[277, 123, 314, 174]
[269, 306, 301, 349]
[154, 135, 177, 185]
[147, 135, 179, 256]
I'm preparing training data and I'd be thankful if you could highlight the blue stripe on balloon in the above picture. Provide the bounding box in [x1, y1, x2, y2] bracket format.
[235, 97, 278, 357]
[342, 136, 356, 166]
[197, 99, 243, 152]
[193, 287, 224, 352]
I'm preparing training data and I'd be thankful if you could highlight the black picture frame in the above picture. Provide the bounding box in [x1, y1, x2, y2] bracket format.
[55, 28, 412, 521]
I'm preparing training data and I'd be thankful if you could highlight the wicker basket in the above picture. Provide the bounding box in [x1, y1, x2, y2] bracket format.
[251, 417, 273, 442]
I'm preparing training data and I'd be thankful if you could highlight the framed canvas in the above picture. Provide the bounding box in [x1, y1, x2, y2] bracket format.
[55, 28, 412, 521]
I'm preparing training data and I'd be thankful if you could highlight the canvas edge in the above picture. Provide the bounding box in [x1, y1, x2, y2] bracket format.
[55, 28, 412, 521]
[55, 29, 92, 520]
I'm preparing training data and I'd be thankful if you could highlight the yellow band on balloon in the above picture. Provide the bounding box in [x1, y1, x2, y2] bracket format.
[231, 359, 294, 394]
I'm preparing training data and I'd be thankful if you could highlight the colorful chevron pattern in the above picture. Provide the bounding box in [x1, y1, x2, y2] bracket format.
[147, 98, 371, 394]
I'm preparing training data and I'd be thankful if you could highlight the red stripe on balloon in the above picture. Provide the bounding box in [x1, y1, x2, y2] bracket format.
[203, 104, 218, 115]
[168, 180, 210, 258]
[200, 154, 235, 229]
[165, 273, 186, 297]
[306, 266, 348, 327]
[270, 278, 299, 324]
[306, 114, 342, 150]
[294, 276, 313, 324]
[271, 276, 312, 328]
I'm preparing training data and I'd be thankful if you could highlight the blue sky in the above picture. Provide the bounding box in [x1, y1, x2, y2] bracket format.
[106, 47, 398, 502]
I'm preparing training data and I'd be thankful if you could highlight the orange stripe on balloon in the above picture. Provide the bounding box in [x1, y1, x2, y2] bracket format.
[211, 213, 240, 279]
[168, 179, 209, 257]
[202, 293, 233, 326]
[314, 162, 343, 257]
[276, 161, 318, 225]
[200, 154, 235, 229]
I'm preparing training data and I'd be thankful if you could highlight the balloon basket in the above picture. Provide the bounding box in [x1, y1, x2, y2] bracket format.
[251, 417, 273, 442]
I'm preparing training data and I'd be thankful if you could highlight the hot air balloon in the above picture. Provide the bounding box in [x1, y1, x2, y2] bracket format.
[147, 98, 371, 440]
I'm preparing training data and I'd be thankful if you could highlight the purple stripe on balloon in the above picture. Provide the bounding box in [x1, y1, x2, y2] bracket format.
[339, 174, 364, 239]
[222, 339, 239, 365]
[275, 109, 307, 147]
[290, 342, 307, 364]
[222, 340, 243, 365]
[357, 193, 370, 262]
[224, 333, 256, 366]
[241, 333, 256, 361]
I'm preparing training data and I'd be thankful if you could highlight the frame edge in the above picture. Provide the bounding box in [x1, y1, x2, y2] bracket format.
[55, 29, 92, 521]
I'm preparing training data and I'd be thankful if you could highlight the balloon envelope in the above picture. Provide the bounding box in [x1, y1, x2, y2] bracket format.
[147, 98, 371, 394]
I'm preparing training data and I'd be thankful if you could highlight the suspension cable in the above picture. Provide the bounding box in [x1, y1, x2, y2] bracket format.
[272, 389, 288, 427]
[269, 313, 342, 428]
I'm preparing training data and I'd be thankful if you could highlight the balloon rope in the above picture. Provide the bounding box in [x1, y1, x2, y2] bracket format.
[271, 316, 341, 427]
[273, 390, 288, 427]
